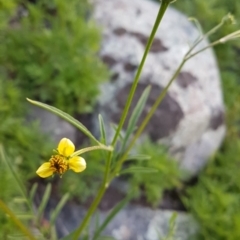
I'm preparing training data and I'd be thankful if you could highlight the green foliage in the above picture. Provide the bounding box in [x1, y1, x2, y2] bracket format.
[129, 139, 183, 207]
[59, 139, 183, 207]
[0, 148, 69, 239]
[183, 138, 240, 240]
[0, 150, 21, 238]
[0, 0, 108, 114]
[0, 78, 53, 180]
[60, 149, 105, 203]
[170, 1, 240, 239]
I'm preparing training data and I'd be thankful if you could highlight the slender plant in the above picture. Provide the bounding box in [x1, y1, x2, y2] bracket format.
[1, 0, 239, 239]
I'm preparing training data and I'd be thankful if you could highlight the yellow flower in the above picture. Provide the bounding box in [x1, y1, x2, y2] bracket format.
[36, 138, 86, 178]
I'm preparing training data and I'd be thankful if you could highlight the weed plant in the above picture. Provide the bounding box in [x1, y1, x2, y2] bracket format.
[0, 0, 240, 239]
[0, 0, 108, 114]
[171, 1, 240, 239]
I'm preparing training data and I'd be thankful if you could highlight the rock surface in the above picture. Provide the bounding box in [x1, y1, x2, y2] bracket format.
[54, 203, 198, 240]
[27, 106, 77, 143]
[92, 0, 226, 176]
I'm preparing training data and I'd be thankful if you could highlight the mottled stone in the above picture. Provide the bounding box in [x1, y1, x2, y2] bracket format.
[177, 72, 198, 88]
[55, 203, 198, 240]
[111, 83, 184, 140]
[27, 105, 76, 144]
[92, 0, 226, 176]
[101, 54, 118, 67]
[209, 109, 225, 130]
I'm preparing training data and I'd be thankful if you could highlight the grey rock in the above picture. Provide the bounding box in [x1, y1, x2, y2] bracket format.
[55, 203, 198, 240]
[27, 105, 76, 143]
[92, 0, 226, 176]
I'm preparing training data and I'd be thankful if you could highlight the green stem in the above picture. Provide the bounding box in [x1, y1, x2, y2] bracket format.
[110, 60, 186, 179]
[110, 12, 232, 177]
[73, 152, 112, 240]
[185, 40, 220, 60]
[73, 1, 171, 238]
[111, 0, 170, 147]
[70, 145, 113, 158]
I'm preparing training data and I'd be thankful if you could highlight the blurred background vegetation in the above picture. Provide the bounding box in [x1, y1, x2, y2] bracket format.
[174, 0, 240, 239]
[0, 0, 108, 236]
[1, 0, 240, 239]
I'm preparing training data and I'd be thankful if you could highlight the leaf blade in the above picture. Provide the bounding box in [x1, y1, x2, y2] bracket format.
[93, 193, 133, 240]
[27, 99, 101, 145]
[122, 86, 151, 150]
[120, 167, 158, 175]
[125, 154, 151, 161]
[37, 183, 52, 223]
[98, 114, 107, 145]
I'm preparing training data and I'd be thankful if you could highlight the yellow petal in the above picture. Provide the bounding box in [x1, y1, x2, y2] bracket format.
[57, 138, 75, 157]
[69, 157, 86, 173]
[36, 162, 55, 178]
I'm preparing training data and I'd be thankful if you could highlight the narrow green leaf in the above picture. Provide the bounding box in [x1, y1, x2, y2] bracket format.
[50, 226, 58, 240]
[93, 193, 133, 240]
[27, 99, 101, 145]
[122, 86, 151, 151]
[120, 167, 158, 175]
[37, 183, 52, 223]
[125, 154, 151, 161]
[98, 114, 107, 145]
[61, 230, 90, 240]
[29, 183, 38, 204]
[50, 193, 70, 226]
[169, 212, 178, 226]
[5, 234, 28, 239]
[60, 231, 76, 240]
[13, 198, 28, 203]
[162, 212, 178, 240]
[97, 237, 116, 240]
[15, 214, 35, 220]
[111, 124, 124, 142]
[94, 211, 100, 232]
[71, 145, 113, 157]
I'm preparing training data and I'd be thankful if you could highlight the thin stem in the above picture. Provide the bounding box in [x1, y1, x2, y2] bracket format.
[184, 13, 229, 60]
[110, 13, 233, 177]
[110, 38, 202, 177]
[111, 0, 170, 147]
[73, 152, 112, 240]
[70, 145, 113, 157]
[72, 1, 171, 238]
[110, 60, 186, 179]
[186, 40, 220, 60]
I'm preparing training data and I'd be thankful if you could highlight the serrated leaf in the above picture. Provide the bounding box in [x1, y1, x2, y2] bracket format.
[122, 86, 151, 151]
[27, 99, 101, 145]
[125, 154, 151, 161]
[98, 114, 107, 145]
[120, 167, 158, 175]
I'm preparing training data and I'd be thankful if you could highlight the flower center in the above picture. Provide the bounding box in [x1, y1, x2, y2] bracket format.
[49, 155, 69, 176]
